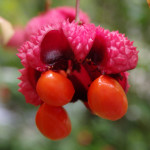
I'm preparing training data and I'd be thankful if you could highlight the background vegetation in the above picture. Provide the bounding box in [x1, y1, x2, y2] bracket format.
[0, 0, 150, 150]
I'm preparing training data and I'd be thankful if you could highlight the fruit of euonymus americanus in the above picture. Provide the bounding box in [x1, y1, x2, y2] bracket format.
[35, 103, 71, 140]
[36, 70, 75, 106]
[88, 75, 128, 121]
[17, 5, 139, 141]
[18, 20, 138, 106]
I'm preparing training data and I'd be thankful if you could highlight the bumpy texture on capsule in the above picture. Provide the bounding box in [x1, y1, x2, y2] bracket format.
[96, 28, 138, 74]
[18, 20, 138, 106]
[7, 7, 90, 48]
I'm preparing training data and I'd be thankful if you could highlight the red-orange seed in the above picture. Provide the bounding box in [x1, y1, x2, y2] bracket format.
[88, 75, 128, 121]
[35, 103, 71, 140]
[36, 70, 75, 106]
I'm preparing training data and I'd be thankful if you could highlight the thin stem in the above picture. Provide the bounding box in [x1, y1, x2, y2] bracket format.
[75, 0, 80, 22]
[147, 0, 150, 8]
[45, 0, 52, 12]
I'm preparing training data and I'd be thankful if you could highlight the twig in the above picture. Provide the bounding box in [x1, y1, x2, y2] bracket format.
[45, 0, 52, 11]
[75, 0, 80, 22]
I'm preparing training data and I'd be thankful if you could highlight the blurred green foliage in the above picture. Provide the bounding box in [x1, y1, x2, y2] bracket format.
[0, 0, 150, 150]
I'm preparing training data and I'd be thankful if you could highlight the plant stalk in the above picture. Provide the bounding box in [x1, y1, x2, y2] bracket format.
[75, 0, 80, 22]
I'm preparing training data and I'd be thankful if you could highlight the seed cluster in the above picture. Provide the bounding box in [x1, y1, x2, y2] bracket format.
[17, 6, 138, 140]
